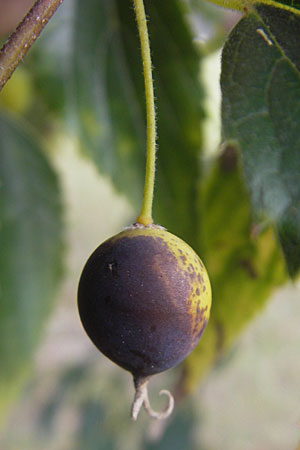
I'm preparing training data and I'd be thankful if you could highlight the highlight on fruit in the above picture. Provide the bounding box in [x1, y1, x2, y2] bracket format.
[78, 223, 212, 420]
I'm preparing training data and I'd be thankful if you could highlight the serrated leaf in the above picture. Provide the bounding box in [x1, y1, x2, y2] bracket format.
[182, 148, 286, 391]
[0, 113, 63, 422]
[221, 5, 300, 277]
[70, 0, 204, 245]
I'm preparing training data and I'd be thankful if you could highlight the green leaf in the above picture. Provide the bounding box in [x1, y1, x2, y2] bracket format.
[221, 4, 300, 277]
[202, 0, 300, 15]
[70, 0, 204, 245]
[70, 0, 144, 205]
[182, 147, 286, 390]
[0, 113, 63, 422]
[68, 1, 289, 394]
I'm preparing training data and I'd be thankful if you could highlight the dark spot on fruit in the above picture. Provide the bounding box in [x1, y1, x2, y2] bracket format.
[195, 320, 208, 340]
[189, 271, 196, 281]
[197, 273, 204, 283]
[154, 236, 166, 247]
[196, 288, 200, 296]
[192, 302, 208, 338]
[131, 350, 155, 368]
[195, 258, 204, 269]
[180, 255, 187, 264]
[150, 325, 156, 332]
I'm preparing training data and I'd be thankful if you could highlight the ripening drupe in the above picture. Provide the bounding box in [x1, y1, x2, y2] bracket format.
[77, 223, 212, 419]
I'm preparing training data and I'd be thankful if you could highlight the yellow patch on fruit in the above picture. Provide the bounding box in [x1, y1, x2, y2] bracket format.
[116, 223, 212, 334]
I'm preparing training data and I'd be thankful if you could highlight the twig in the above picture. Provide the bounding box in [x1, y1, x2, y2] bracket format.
[0, 0, 64, 91]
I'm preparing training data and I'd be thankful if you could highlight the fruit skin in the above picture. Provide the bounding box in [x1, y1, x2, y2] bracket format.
[78, 224, 211, 379]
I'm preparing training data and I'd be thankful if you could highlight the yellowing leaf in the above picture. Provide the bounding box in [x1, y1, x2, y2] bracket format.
[182, 147, 286, 391]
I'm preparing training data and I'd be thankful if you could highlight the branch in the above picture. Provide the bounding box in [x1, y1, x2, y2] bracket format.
[0, 0, 64, 91]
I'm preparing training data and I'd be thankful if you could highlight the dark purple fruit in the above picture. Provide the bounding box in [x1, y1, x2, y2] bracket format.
[77, 224, 211, 419]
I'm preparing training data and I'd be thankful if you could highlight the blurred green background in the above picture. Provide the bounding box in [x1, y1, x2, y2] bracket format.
[0, 1, 299, 449]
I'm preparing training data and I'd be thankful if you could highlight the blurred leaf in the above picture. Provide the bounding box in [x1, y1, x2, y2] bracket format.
[37, 365, 87, 433]
[182, 147, 286, 390]
[0, 113, 63, 422]
[31, 55, 65, 116]
[188, 0, 225, 21]
[144, 403, 197, 450]
[70, 0, 204, 245]
[27, 3, 72, 119]
[221, 5, 300, 277]
[186, 0, 230, 55]
[0, 68, 33, 115]
[36, 365, 115, 450]
[21, 363, 143, 450]
[75, 401, 115, 450]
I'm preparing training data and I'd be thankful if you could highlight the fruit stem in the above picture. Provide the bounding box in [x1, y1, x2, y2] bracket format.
[133, 0, 156, 226]
[131, 375, 174, 421]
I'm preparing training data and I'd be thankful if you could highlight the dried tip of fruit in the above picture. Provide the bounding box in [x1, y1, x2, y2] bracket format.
[131, 376, 174, 421]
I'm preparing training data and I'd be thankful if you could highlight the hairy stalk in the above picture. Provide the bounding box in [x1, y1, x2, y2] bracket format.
[0, 0, 64, 91]
[133, 0, 157, 226]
